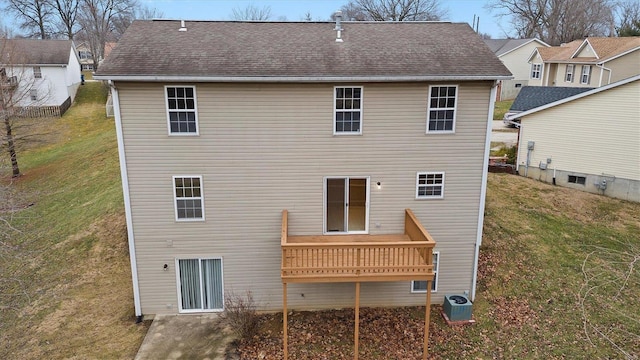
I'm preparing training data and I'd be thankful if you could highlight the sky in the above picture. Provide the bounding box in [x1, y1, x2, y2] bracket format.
[143, 0, 512, 38]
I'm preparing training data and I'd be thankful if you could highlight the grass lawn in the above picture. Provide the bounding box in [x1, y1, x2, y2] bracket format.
[1, 85, 638, 359]
[494, 99, 514, 120]
[0, 82, 149, 359]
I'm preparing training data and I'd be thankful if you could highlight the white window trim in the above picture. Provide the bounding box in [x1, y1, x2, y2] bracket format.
[565, 64, 574, 83]
[172, 175, 205, 222]
[415, 171, 445, 199]
[333, 86, 363, 135]
[426, 85, 458, 134]
[165, 85, 199, 136]
[175, 257, 224, 313]
[411, 251, 440, 293]
[581, 65, 591, 84]
[530, 63, 542, 79]
[33, 66, 42, 79]
[322, 176, 370, 235]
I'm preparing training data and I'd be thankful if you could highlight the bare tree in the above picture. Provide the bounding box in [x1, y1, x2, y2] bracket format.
[77, 0, 137, 68]
[4, 0, 54, 39]
[487, 0, 615, 45]
[111, 3, 164, 37]
[616, 0, 640, 36]
[1, 39, 54, 177]
[50, 0, 80, 40]
[230, 3, 272, 21]
[337, 0, 447, 21]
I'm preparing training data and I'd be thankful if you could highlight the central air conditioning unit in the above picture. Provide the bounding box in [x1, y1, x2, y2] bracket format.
[443, 294, 473, 321]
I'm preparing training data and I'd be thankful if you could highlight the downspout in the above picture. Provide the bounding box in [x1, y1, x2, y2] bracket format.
[110, 80, 143, 321]
[596, 63, 611, 86]
[471, 81, 497, 301]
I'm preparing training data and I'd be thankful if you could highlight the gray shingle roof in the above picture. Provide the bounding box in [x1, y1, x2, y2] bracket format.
[96, 20, 512, 80]
[0, 39, 73, 65]
[484, 38, 543, 56]
[510, 86, 595, 112]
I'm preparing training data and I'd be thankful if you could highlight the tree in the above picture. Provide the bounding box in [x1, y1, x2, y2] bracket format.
[1, 39, 53, 177]
[487, 0, 615, 45]
[230, 4, 272, 21]
[337, 0, 447, 21]
[616, 0, 640, 36]
[77, 0, 137, 68]
[4, 0, 54, 39]
[51, 0, 81, 40]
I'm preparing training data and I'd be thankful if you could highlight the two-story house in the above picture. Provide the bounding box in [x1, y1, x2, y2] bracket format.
[528, 37, 640, 88]
[484, 38, 549, 100]
[0, 39, 81, 115]
[95, 19, 511, 330]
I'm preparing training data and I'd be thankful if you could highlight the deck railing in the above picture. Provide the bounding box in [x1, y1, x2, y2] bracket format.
[281, 209, 436, 283]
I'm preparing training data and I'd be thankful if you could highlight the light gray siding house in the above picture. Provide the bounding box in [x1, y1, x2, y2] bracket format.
[95, 20, 511, 319]
[511, 75, 640, 202]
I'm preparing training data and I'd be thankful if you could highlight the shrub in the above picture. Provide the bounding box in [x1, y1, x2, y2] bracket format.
[220, 291, 260, 340]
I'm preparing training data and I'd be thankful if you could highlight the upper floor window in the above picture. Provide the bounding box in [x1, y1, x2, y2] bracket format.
[79, 50, 92, 60]
[33, 66, 42, 79]
[565, 64, 574, 82]
[334, 86, 362, 134]
[530, 63, 542, 79]
[30, 89, 37, 101]
[166, 86, 198, 135]
[427, 85, 457, 133]
[581, 65, 592, 84]
[416, 172, 445, 199]
[173, 176, 205, 221]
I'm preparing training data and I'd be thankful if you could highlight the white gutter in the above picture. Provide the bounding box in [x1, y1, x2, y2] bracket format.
[471, 81, 497, 301]
[93, 75, 513, 82]
[110, 81, 142, 318]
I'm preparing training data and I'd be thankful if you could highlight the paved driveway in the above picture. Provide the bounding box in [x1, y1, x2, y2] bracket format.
[491, 121, 518, 146]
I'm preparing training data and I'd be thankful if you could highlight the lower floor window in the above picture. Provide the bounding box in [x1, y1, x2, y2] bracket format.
[568, 175, 586, 185]
[177, 258, 223, 311]
[411, 251, 439, 292]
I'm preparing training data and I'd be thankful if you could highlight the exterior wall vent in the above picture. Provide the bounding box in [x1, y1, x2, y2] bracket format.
[443, 294, 473, 321]
[179, 20, 187, 32]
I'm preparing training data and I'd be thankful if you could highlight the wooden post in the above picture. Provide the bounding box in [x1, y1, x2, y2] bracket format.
[283, 283, 288, 360]
[423, 280, 432, 360]
[354, 282, 360, 360]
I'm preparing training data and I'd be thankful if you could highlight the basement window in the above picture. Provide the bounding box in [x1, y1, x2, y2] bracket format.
[411, 252, 440, 293]
[568, 175, 586, 185]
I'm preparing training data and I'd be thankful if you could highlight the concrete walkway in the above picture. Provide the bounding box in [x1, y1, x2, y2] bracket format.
[135, 314, 237, 360]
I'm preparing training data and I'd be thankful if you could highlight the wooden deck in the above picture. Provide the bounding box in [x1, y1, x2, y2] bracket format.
[281, 209, 436, 283]
[280, 209, 437, 360]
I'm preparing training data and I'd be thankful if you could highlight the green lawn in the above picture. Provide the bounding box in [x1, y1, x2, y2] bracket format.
[0, 82, 148, 360]
[494, 99, 514, 120]
[1, 85, 637, 359]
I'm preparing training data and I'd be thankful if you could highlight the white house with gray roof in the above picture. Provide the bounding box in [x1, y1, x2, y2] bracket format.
[0, 39, 81, 114]
[95, 19, 511, 320]
[484, 38, 549, 100]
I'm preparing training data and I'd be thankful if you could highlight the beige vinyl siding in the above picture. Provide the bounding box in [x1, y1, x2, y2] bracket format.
[605, 50, 640, 84]
[117, 82, 491, 314]
[499, 41, 546, 81]
[517, 80, 640, 180]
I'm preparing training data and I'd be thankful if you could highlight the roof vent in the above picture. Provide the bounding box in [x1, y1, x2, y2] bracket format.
[334, 11, 343, 43]
[179, 20, 187, 32]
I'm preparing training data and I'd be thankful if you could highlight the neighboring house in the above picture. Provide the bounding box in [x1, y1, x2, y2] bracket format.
[510, 75, 640, 202]
[0, 39, 81, 115]
[503, 85, 593, 126]
[76, 42, 94, 71]
[528, 37, 640, 88]
[94, 19, 511, 325]
[484, 38, 549, 100]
